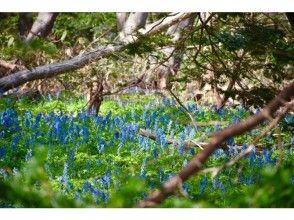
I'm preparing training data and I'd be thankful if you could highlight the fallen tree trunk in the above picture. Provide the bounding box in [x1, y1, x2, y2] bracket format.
[138, 81, 294, 207]
[0, 13, 194, 93]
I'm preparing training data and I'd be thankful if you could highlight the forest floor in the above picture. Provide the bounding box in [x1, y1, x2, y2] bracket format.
[0, 93, 293, 207]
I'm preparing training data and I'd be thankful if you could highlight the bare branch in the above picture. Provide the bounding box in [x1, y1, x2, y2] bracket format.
[0, 13, 195, 93]
[202, 99, 294, 177]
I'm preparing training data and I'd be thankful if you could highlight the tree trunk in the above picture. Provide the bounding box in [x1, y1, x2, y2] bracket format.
[286, 13, 294, 28]
[18, 13, 33, 39]
[116, 13, 127, 32]
[26, 12, 58, 42]
[151, 16, 195, 89]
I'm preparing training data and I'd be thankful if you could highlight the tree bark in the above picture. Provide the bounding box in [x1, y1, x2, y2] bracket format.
[150, 16, 195, 89]
[138, 81, 294, 207]
[121, 12, 148, 36]
[116, 12, 127, 32]
[26, 12, 58, 42]
[286, 13, 294, 29]
[0, 13, 194, 93]
[18, 13, 33, 39]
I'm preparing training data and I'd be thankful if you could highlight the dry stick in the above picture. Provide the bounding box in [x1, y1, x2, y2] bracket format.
[137, 81, 294, 208]
[0, 59, 25, 71]
[201, 99, 294, 177]
[139, 128, 207, 150]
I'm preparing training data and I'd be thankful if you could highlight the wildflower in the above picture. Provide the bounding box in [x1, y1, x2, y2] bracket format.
[226, 137, 234, 146]
[199, 176, 208, 194]
[12, 167, 18, 175]
[97, 139, 106, 153]
[114, 131, 120, 139]
[117, 142, 123, 154]
[219, 182, 226, 193]
[182, 182, 189, 194]
[153, 148, 158, 159]
[75, 189, 82, 203]
[60, 162, 71, 191]
[216, 108, 225, 118]
[214, 149, 225, 158]
[263, 149, 275, 165]
[183, 159, 188, 168]
[249, 146, 256, 165]
[190, 148, 196, 156]
[178, 143, 185, 155]
[11, 136, 19, 152]
[156, 128, 167, 149]
[0, 147, 6, 159]
[212, 177, 219, 189]
[167, 120, 173, 133]
[140, 158, 147, 178]
[100, 174, 111, 188]
[82, 181, 92, 193]
[25, 149, 33, 162]
[0, 131, 5, 138]
[0, 169, 8, 179]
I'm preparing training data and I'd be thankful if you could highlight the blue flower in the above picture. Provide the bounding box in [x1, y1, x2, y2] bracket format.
[0, 169, 8, 179]
[215, 107, 225, 118]
[100, 174, 111, 188]
[249, 147, 256, 165]
[114, 131, 120, 139]
[12, 167, 18, 175]
[11, 136, 19, 151]
[212, 177, 219, 189]
[117, 142, 123, 154]
[178, 143, 185, 155]
[0, 147, 6, 159]
[199, 176, 208, 194]
[219, 182, 226, 192]
[263, 149, 275, 165]
[156, 128, 167, 149]
[182, 182, 189, 194]
[0, 131, 5, 138]
[140, 158, 147, 178]
[153, 148, 158, 159]
[82, 181, 92, 193]
[75, 189, 83, 203]
[182, 159, 188, 168]
[97, 139, 106, 153]
[226, 137, 234, 146]
[60, 162, 71, 191]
